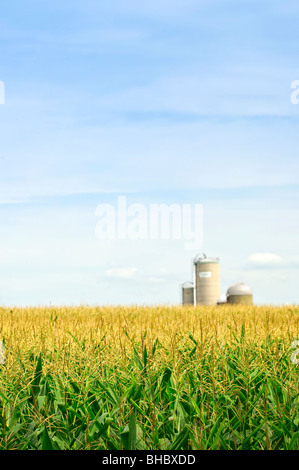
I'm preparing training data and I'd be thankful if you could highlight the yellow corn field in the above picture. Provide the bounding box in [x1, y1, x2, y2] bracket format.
[0, 304, 299, 450]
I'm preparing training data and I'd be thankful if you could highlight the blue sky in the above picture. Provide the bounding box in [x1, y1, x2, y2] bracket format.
[0, 0, 299, 306]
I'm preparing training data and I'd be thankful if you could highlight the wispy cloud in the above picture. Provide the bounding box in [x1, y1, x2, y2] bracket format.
[97, 68, 298, 118]
[147, 276, 166, 284]
[248, 253, 283, 267]
[247, 253, 299, 270]
[105, 267, 139, 280]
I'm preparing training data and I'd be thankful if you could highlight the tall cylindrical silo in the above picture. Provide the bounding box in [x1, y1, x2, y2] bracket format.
[194, 253, 220, 305]
[182, 282, 194, 306]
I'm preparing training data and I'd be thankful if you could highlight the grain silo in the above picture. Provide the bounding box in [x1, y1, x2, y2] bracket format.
[194, 253, 221, 305]
[226, 282, 253, 305]
[181, 281, 194, 306]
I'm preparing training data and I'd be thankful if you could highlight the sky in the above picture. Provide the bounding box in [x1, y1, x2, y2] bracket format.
[0, 0, 299, 306]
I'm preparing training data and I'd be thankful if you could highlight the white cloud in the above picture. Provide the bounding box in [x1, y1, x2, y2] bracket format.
[147, 276, 166, 284]
[247, 253, 299, 270]
[248, 252, 283, 267]
[105, 267, 139, 280]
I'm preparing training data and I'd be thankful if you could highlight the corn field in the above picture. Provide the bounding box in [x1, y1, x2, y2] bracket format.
[0, 304, 299, 450]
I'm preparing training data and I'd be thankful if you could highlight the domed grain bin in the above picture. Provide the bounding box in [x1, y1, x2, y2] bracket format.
[226, 282, 253, 305]
[182, 281, 194, 306]
[194, 253, 220, 305]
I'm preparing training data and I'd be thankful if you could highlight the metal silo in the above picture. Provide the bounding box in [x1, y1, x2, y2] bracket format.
[181, 281, 194, 306]
[194, 253, 220, 305]
[226, 282, 253, 305]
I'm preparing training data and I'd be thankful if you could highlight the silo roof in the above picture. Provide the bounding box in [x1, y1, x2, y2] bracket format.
[182, 281, 194, 288]
[193, 253, 219, 264]
[226, 282, 252, 296]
